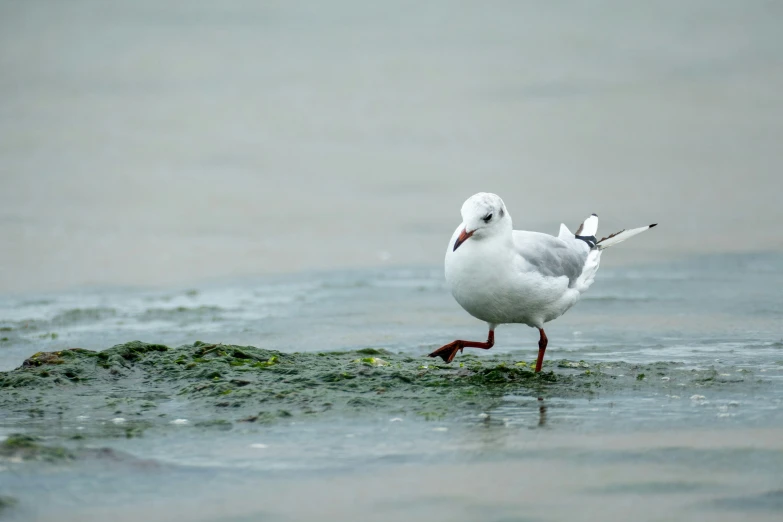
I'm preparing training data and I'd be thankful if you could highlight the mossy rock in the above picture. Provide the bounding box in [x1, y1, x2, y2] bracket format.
[0, 342, 747, 433]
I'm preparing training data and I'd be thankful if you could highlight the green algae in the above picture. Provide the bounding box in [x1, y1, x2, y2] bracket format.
[0, 496, 18, 515]
[0, 342, 756, 444]
[354, 348, 390, 356]
[194, 419, 233, 430]
[0, 434, 74, 461]
[21, 351, 66, 367]
[353, 356, 390, 367]
[108, 341, 168, 361]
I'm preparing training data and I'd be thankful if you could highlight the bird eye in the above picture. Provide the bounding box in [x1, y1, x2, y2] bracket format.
[482, 213, 493, 223]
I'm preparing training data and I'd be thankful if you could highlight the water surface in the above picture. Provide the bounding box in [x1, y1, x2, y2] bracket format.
[1, 252, 782, 521]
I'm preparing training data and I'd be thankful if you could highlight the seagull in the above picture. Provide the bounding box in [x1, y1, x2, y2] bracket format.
[429, 192, 656, 372]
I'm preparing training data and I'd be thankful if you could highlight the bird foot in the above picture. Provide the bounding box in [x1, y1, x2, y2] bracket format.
[428, 342, 462, 363]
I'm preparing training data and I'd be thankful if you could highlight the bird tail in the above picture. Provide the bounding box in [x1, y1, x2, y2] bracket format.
[568, 214, 657, 251]
[572, 213, 599, 249]
[595, 223, 657, 250]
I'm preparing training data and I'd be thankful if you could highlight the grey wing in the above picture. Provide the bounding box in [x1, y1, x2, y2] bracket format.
[512, 231, 588, 287]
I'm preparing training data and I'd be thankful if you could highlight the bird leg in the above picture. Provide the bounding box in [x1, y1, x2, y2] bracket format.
[428, 330, 495, 363]
[534, 328, 548, 372]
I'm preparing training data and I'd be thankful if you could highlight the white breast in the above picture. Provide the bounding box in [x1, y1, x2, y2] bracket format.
[445, 230, 584, 328]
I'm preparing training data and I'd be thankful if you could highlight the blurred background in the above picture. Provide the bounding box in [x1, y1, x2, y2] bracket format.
[1, 0, 781, 294]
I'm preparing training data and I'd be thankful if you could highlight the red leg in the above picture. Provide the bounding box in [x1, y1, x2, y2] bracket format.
[428, 330, 495, 363]
[534, 328, 548, 372]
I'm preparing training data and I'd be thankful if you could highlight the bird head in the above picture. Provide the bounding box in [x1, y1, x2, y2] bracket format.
[453, 192, 511, 251]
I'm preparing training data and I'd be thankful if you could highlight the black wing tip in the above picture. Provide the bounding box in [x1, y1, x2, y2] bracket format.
[591, 213, 598, 217]
[649, 223, 657, 228]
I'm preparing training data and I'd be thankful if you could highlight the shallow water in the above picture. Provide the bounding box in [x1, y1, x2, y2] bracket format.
[1, 252, 781, 371]
[1, 252, 782, 521]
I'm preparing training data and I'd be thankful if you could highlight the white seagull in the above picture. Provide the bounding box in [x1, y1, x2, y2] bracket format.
[429, 192, 656, 372]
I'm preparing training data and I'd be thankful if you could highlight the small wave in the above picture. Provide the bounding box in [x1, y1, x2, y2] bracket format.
[50, 308, 118, 324]
[137, 306, 225, 321]
[582, 295, 655, 302]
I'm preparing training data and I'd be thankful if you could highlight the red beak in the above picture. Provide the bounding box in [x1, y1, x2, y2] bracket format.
[453, 228, 474, 251]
